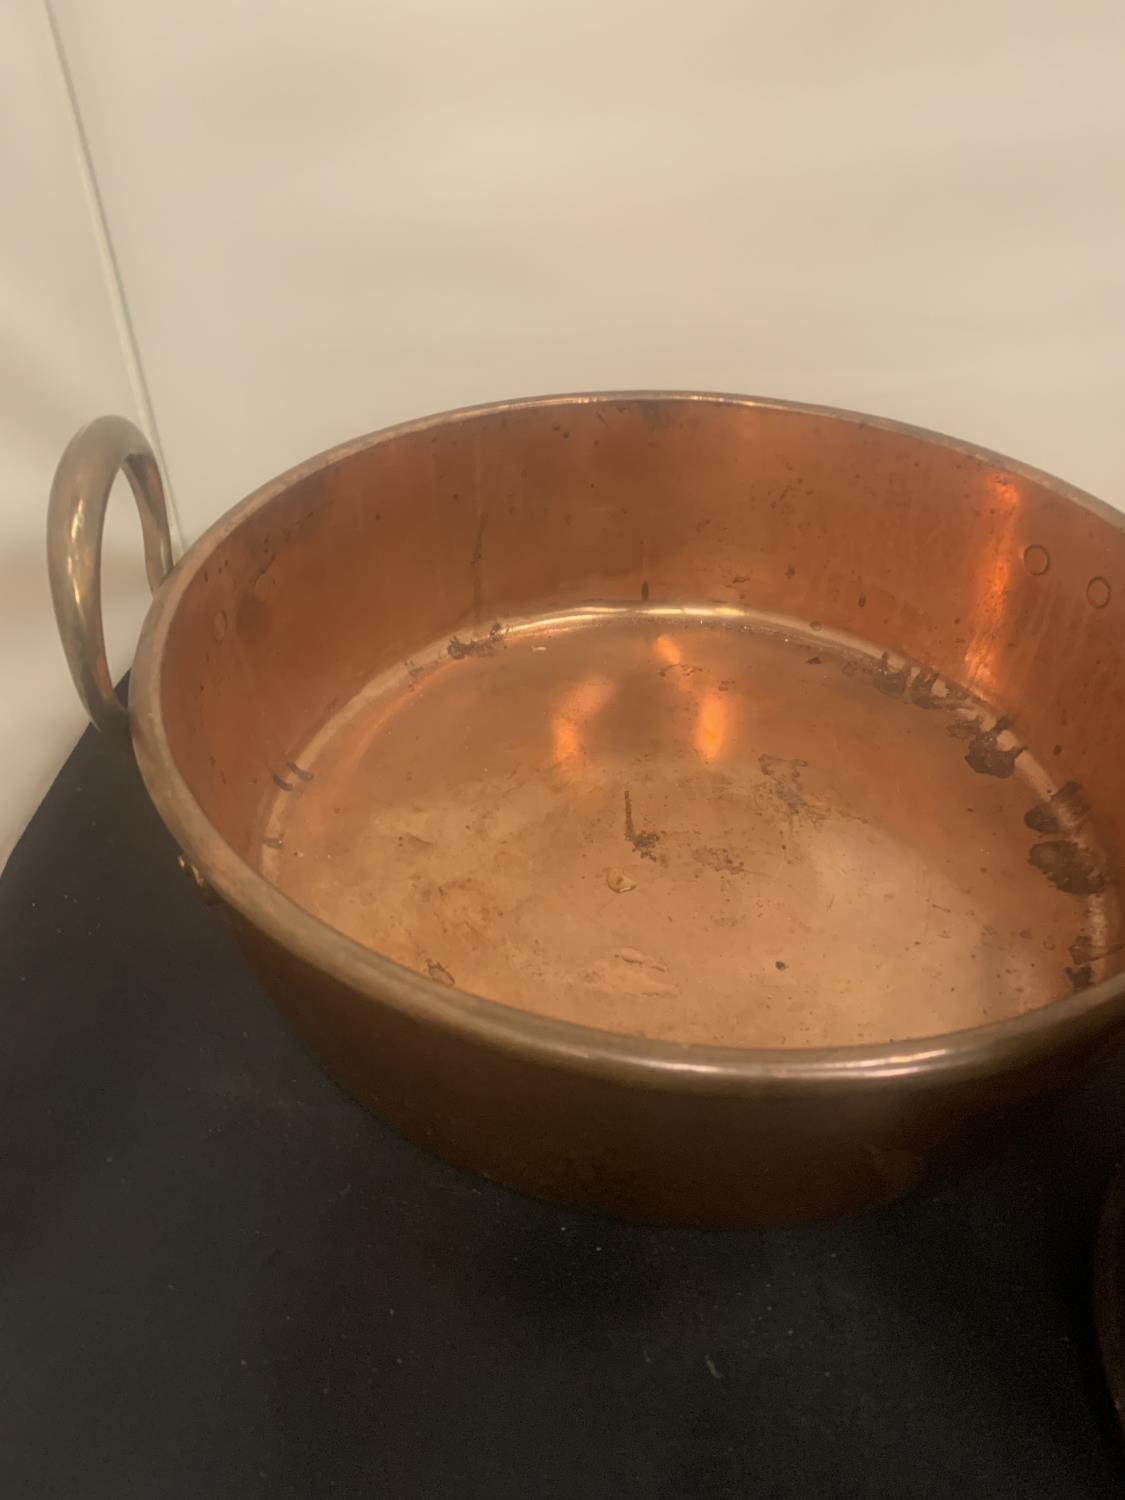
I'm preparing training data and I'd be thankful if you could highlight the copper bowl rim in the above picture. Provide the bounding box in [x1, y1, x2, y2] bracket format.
[129, 391, 1125, 1091]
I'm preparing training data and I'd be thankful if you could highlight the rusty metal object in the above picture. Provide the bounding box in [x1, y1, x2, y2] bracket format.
[48, 394, 1125, 1224]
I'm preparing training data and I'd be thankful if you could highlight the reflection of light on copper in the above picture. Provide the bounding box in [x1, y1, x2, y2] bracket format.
[655, 630, 727, 756]
[694, 689, 729, 763]
[551, 675, 615, 765]
[962, 475, 1020, 697]
[654, 634, 683, 667]
[553, 718, 580, 763]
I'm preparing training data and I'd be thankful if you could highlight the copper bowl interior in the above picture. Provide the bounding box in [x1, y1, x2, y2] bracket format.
[150, 396, 1125, 1052]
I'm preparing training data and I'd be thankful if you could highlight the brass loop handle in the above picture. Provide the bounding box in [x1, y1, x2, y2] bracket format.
[47, 416, 174, 747]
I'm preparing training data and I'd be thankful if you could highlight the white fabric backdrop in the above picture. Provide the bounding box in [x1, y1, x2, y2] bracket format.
[0, 1, 153, 867]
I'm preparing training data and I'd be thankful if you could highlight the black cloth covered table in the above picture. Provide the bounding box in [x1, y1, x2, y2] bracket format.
[2, 728, 1124, 1498]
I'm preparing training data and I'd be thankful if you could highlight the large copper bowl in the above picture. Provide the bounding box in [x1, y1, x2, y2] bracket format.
[48, 394, 1125, 1225]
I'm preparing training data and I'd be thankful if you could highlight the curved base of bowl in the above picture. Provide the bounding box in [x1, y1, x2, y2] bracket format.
[258, 604, 1115, 1053]
[232, 919, 1101, 1228]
